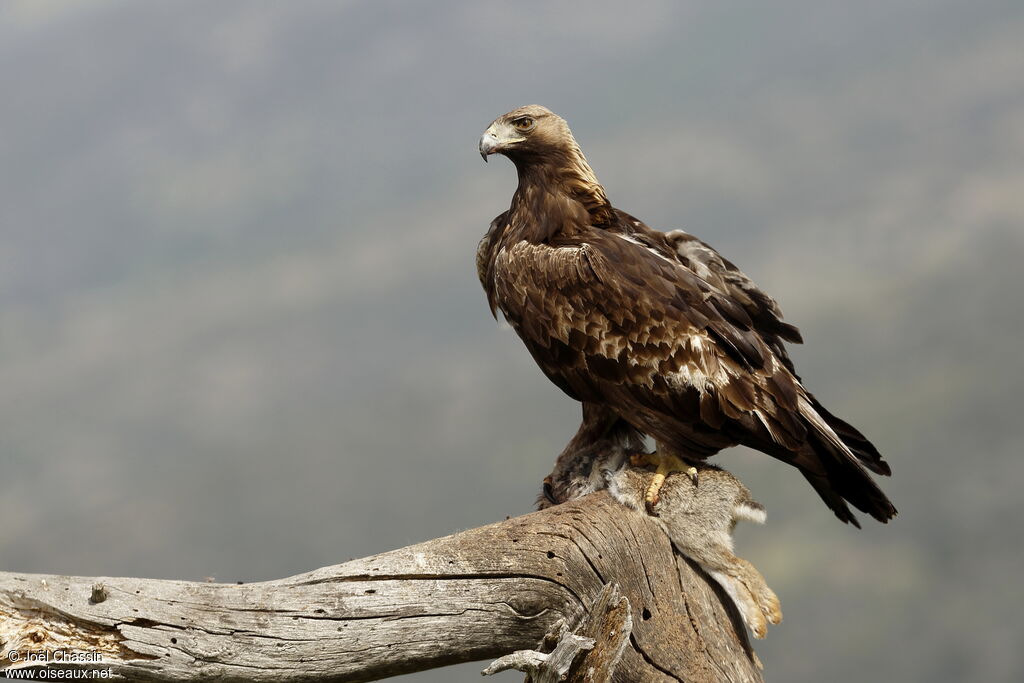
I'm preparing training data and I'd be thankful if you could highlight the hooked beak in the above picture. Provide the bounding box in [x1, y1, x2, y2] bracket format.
[479, 122, 525, 162]
[479, 130, 500, 162]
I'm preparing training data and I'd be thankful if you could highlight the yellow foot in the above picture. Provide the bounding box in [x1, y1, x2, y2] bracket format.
[629, 452, 698, 512]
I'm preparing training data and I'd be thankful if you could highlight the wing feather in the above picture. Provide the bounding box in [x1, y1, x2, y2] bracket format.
[490, 227, 894, 524]
[476, 212, 509, 318]
[611, 210, 803, 374]
[483, 202, 894, 524]
[493, 233, 795, 455]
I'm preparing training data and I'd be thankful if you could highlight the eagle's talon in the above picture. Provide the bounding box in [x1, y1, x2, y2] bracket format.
[644, 472, 666, 512]
[636, 451, 696, 516]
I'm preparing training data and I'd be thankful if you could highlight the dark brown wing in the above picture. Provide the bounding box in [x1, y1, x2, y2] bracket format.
[613, 210, 802, 372]
[666, 230, 802, 360]
[610, 212, 889, 479]
[477, 211, 508, 318]
[492, 229, 894, 525]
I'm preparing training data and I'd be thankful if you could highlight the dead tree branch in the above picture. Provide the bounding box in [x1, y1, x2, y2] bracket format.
[0, 491, 763, 682]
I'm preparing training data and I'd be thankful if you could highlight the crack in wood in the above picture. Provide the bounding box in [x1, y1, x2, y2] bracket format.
[629, 633, 684, 682]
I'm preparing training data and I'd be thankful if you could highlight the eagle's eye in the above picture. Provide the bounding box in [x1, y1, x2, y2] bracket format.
[511, 116, 536, 133]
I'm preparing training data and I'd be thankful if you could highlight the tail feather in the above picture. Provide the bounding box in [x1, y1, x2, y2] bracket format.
[800, 470, 860, 527]
[794, 395, 897, 526]
[804, 429, 897, 525]
[809, 395, 891, 476]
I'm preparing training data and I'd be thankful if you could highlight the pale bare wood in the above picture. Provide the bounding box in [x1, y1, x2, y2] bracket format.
[0, 491, 763, 682]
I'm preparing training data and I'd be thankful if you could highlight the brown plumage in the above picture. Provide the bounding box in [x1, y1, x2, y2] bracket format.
[477, 105, 895, 526]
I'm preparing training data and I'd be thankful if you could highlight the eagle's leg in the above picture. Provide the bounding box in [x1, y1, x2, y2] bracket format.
[629, 449, 699, 511]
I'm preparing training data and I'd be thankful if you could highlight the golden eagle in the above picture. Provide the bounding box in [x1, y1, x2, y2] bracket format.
[477, 105, 895, 526]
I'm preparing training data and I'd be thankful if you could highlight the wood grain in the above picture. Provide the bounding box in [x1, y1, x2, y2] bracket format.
[0, 491, 762, 682]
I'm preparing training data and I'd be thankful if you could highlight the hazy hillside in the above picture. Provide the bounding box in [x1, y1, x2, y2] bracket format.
[2, 2, 1022, 681]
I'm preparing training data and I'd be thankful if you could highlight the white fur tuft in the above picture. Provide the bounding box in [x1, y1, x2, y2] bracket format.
[734, 502, 767, 525]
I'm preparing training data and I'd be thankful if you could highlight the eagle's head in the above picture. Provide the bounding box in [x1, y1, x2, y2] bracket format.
[480, 105, 612, 226]
[479, 105, 575, 164]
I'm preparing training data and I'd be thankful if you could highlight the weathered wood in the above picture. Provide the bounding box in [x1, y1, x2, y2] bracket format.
[482, 582, 633, 681]
[481, 616, 596, 681]
[0, 491, 762, 682]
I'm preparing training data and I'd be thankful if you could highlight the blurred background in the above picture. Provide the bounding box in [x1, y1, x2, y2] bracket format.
[2, 1, 1022, 681]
